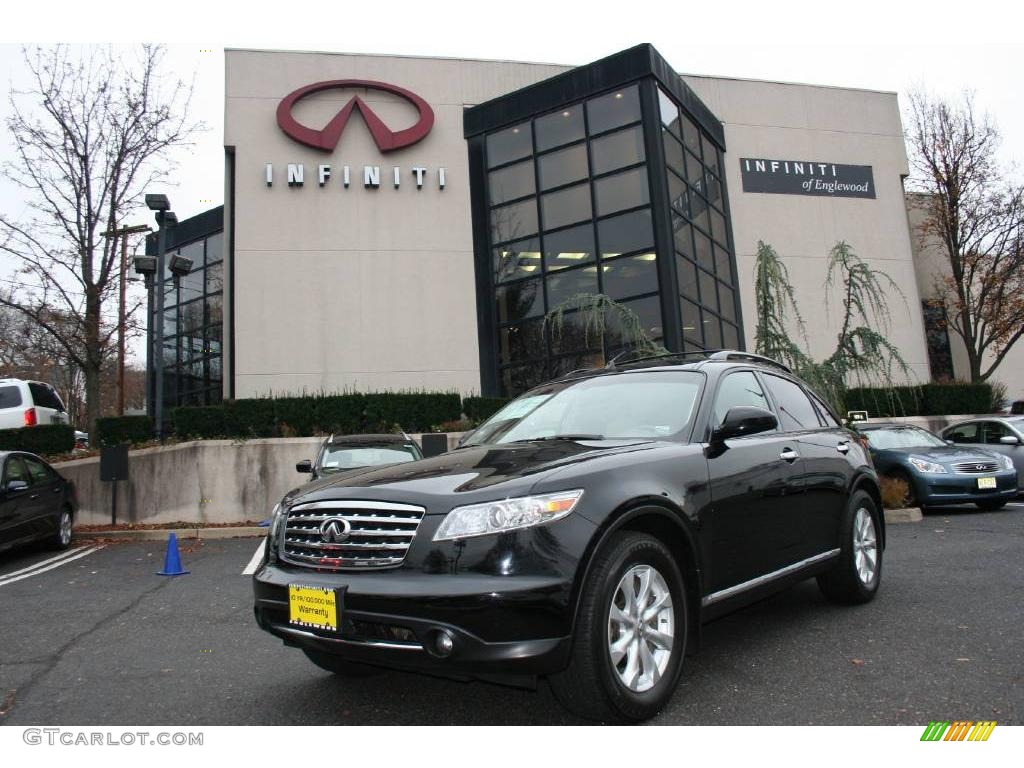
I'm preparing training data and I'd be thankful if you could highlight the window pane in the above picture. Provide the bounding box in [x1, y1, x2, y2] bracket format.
[714, 245, 733, 281]
[586, 85, 640, 135]
[680, 112, 700, 152]
[702, 311, 722, 348]
[602, 253, 658, 300]
[672, 216, 692, 258]
[598, 208, 653, 258]
[537, 143, 588, 191]
[594, 166, 649, 217]
[180, 265, 203, 305]
[710, 206, 728, 246]
[658, 88, 681, 137]
[487, 122, 532, 168]
[206, 232, 223, 264]
[701, 135, 720, 176]
[494, 236, 542, 282]
[206, 261, 223, 294]
[501, 363, 546, 396]
[763, 374, 822, 431]
[549, 310, 603, 355]
[706, 173, 723, 211]
[489, 159, 535, 205]
[667, 169, 689, 217]
[663, 130, 685, 178]
[693, 229, 713, 272]
[180, 299, 204, 335]
[499, 318, 544, 364]
[496, 278, 544, 324]
[690, 191, 710, 233]
[535, 105, 585, 152]
[685, 148, 703, 188]
[699, 269, 718, 312]
[541, 183, 592, 230]
[681, 298, 701, 344]
[606, 295, 663, 347]
[546, 265, 598, 311]
[207, 294, 223, 327]
[721, 321, 739, 351]
[713, 371, 770, 426]
[718, 283, 736, 322]
[543, 223, 595, 272]
[591, 125, 645, 175]
[491, 198, 538, 243]
[677, 256, 698, 299]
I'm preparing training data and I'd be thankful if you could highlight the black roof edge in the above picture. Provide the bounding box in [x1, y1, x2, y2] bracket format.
[463, 44, 725, 150]
[145, 205, 224, 255]
[326, 433, 415, 445]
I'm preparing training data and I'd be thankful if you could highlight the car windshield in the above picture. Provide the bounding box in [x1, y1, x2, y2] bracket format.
[862, 427, 947, 450]
[462, 370, 704, 446]
[319, 444, 419, 472]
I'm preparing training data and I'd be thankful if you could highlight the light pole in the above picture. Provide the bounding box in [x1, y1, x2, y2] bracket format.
[138, 194, 189, 439]
[101, 223, 151, 415]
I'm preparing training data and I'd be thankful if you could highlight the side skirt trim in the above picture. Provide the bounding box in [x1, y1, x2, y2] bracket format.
[702, 548, 841, 607]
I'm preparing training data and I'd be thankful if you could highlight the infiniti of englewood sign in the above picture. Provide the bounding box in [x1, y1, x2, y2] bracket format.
[265, 79, 446, 191]
[740, 158, 875, 199]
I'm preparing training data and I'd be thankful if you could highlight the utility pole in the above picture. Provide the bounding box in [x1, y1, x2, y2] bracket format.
[101, 224, 152, 415]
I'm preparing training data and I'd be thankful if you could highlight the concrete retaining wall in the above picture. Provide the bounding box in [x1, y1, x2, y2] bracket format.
[56, 434, 463, 527]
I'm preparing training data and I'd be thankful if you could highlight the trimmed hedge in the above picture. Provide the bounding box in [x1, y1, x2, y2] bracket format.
[845, 383, 994, 418]
[0, 424, 76, 455]
[172, 392, 463, 440]
[463, 396, 510, 422]
[95, 415, 153, 447]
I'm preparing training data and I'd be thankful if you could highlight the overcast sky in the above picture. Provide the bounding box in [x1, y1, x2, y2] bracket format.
[2, 0, 1022, 362]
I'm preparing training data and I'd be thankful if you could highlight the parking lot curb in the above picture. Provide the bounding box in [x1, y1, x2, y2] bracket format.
[72, 526, 266, 542]
[884, 507, 923, 524]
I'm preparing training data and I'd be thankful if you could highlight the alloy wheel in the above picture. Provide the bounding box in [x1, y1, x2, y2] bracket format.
[853, 507, 877, 585]
[59, 511, 72, 546]
[607, 564, 674, 693]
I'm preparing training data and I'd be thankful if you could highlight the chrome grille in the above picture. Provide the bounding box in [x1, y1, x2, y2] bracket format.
[281, 500, 425, 571]
[952, 461, 1000, 474]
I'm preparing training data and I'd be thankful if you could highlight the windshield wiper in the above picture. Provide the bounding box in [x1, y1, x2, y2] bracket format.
[508, 434, 605, 443]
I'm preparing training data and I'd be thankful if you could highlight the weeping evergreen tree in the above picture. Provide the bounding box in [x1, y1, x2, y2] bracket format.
[544, 293, 668, 364]
[754, 240, 911, 414]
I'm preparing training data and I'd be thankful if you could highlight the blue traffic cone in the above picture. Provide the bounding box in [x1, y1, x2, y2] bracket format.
[157, 533, 190, 576]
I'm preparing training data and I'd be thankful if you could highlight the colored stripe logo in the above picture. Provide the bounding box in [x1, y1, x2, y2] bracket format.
[920, 721, 996, 741]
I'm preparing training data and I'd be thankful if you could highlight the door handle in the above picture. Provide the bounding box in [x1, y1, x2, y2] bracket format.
[779, 448, 799, 462]
[29, 494, 39, 500]
[837, 442, 850, 454]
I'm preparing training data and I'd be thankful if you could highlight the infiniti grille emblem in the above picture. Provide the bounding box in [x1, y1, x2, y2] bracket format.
[319, 517, 352, 543]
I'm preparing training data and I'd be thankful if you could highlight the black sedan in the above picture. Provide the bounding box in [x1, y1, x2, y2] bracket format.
[295, 434, 423, 481]
[0, 451, 75, 554]
[255, 351, 884, 722]
[853, 423, 1017, 511]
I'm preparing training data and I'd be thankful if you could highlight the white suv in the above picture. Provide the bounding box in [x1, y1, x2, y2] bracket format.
[0, 379, 69, 430]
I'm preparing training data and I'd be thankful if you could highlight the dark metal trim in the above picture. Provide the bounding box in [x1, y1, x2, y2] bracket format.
[467, 133, 499, 396]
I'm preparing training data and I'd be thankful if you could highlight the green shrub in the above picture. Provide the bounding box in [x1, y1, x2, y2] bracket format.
[224, 398, 277, 438]
[845, 383, 994, 418]
[463, 396, 510, 422]
[172, 405, 227, 439]
[0, 424, 76, 455]
[95, 415, 153, 447]
[315, 394, 365, 435]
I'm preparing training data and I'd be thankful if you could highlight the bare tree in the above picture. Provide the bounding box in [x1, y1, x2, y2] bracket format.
[0, 44, 201, 431]
[906, 90, 1024, 382]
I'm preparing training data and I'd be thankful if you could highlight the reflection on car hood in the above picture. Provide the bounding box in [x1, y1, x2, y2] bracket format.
[875, 445, 1001, 464]
[290, 439, 653, 510]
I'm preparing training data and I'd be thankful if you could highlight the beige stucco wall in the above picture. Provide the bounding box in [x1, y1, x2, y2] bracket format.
[225, 50, 932, 397]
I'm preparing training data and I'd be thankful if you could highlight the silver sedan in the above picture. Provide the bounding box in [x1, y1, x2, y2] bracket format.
[942, 417, 1024, 488]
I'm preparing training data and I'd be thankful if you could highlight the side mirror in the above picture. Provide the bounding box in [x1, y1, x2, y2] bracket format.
[7, 479, 29, 493]
[712, 406, 778, 442]
[945, 439, 955, 446]
[999, 435, 1021, 445]
[295, 459, 313, 474]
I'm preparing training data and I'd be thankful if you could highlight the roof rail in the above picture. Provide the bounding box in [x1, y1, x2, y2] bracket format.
[707, 350, 791, 373]
[605, 349, 716, 369]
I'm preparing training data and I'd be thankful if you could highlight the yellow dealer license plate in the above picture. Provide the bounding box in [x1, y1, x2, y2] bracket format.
[977, 477, 997, 489]
[288, 585, 338, 631]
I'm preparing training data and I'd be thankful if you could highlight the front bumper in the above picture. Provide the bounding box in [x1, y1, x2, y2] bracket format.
[914, 469, 1018, 506]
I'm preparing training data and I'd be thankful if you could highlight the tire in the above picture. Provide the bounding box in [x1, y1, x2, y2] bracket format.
[549, 531, 688, 723]
[302, 649, 382, 677]
[890, 469, 919, 508]
[817, 490, 882, 604]
[976, 500, 1007, 511]
[51, 507, 73, 550]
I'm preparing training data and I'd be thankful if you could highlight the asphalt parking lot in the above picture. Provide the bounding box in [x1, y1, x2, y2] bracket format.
[1, 502, 1021, 726]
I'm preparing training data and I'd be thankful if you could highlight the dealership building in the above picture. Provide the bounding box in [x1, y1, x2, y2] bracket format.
[149, 43, 985, 412]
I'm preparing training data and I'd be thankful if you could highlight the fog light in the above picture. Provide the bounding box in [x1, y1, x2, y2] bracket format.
[435, 630, 455, 657]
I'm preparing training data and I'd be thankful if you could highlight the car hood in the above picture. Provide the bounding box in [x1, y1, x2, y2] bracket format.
[285, 439, 654, 513]
[874, 445, 1000, 464]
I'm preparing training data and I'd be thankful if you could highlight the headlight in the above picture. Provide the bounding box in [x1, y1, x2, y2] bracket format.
[267, 503, 285, 559]
[433, 489, 584, 542]
[1001, 455, 1014, 471]
[908, 456, 947, 474]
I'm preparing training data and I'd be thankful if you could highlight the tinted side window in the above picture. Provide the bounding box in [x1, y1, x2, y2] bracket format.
[713, 371, 771, 427]
[763, 374, 822, 432]
[808, 392, 839, 427]
[946, 423, 978, 443]
[28, 383, 64, 411]
[0, 385, 23, 409]
[3, 456, 29, 485]
[24, 457, 52, 484]
[981, 421, 1011, 444]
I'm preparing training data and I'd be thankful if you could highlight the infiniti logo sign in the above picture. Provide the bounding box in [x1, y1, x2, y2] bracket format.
[319, 517, 352, 544]
[276, 79, 434, 153]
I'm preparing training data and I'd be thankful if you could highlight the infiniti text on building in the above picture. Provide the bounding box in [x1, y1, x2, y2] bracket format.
[740, 158, 875, 199]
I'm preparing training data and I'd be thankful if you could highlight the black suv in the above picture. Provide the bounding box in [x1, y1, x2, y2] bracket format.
[253, 351, 884, 722]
